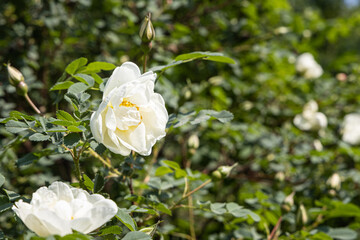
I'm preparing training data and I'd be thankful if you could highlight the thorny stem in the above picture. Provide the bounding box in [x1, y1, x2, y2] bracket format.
[268, 216, 282, 240]
[188, 195, 196, 240]
[87, 148, 122, 176]
[24, 94, 42, 115]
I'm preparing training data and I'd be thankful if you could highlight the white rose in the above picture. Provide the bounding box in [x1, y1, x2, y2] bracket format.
[90, 62, 168, 156]
[342, 113, 360, 145]
[12, 181, 117, 237]
[295, 53, 323, 79]
[293, 100, 327, 131]
[327, 173, 341, 190]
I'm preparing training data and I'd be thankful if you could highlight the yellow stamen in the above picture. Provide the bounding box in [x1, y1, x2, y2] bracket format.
[120, 99, 139, 110]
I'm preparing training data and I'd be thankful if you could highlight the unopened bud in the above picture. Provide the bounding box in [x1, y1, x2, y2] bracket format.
[212, 170, 222, 180]
[188, 134, 200, 149]
[297, 204, 308, 225]
[16, 81, 28, 96]
[139, 227, 154, 235]
[284, 191, 295, 207]
[139, 13, 155, 43]
[7, 64, 24, 86]
[217, 163, 238, 178]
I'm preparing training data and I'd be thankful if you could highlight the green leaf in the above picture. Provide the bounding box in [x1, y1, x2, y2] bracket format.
[66, 58, 88, 75]
[29, 133, 50, 142]
[17, 153, 38, 166]
[0, 174, 5, 188]
[310, 232, 333, 240]
[64, 133, 81, 148]
[59, 232, 91, 240]
[210, 203, 227, 214]
[327, 202, 360, 218]
[175, 51, 235, 64]
[73, 74, 95, 87]
[93, 173, 104, 193]
[99, 225, 122, 236]
[167, 110, 233, 128]
[50, 120, 79, 127]
[68, 82, 89, 94]
[92, 73, 103, 84]
[46, 126, 67, 132]
[327, 228, 357, 240]
[116, 208, 137, 231]
[162, 160, 181, 169]
[190, 110, 234, 124]
[82, 174, 94, 191]
[67, 126, 84, 132]
[50, 81, 74, 91]
[162, 160, 187, 178]
[10, 111, 37, 121]
[84, 62, 116, 73]
[150, 52, 234, 72]
[3, 189, 20, 201]
[122, 231, 151, 240]
[56, 110, 76, 122]
[0, 203, 12, 213]
[5, 120, 28, 133]
[155, 166, 173, 176]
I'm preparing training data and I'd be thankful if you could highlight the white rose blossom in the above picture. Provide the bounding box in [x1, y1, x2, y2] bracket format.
[327, 173, 341, 190]
[342, 113, 360, 145]
[293, 100, 327, 131]
[12, 181, 117, 237]
[295, 53, 323, 79]
[90, 62, 168, 156]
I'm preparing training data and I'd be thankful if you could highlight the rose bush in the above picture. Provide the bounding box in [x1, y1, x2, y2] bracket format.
[90, 62, 168, 156]
[295, 52, 323, 79]
[293, 100, 327, 131]
[12, 182, 118, 237]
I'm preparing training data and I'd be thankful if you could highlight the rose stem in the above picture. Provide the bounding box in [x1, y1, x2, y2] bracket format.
[24, 93, 42, 115]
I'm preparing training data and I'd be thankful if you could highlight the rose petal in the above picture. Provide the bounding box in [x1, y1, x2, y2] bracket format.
[86, 199, 118, 233]
[48, 182, 74, 202]
[116, 123, 148, 155]
[103, 62, 141, 98]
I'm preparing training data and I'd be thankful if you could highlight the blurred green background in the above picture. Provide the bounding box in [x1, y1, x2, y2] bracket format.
[2, 0, 360, 239]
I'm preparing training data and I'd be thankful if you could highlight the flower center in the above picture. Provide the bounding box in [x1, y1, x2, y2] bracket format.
[119, 99, 139, 110]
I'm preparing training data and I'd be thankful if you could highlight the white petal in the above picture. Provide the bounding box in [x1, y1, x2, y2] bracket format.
[23, 213, 53, 237]
[137, 70, 156, 83]
[141, 93, 168, 136]
[48, 182, 73, 202]
[86, 194, 105, 204]
[53, 200, 72, 220]
[71, 217, 93, 234]
[127, 80, 154, 106]
[29, 209, 72, 237]
[31, 187, 57, 207]
[12, 200, 32, 221]
[90, 112, 102, 143]
[85, 199, 118, 234]
[105, 107, 117, 132]
[103, 62, 141, 98]
[103, 129, 131, 155]
[71, 188, 89, 201]
[115, 106, 141, 130]
[71, 199, 93, 219]
[116, 123, 148, 155]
